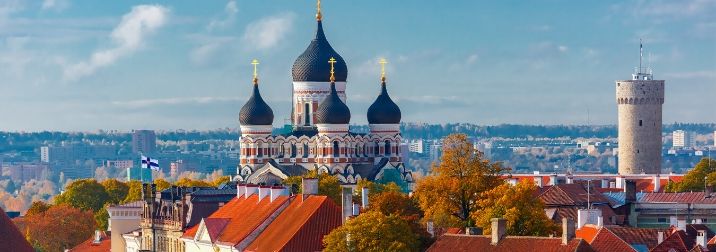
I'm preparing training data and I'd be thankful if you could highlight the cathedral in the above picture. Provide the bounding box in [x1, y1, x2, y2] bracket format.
[235, 2, 414, 191]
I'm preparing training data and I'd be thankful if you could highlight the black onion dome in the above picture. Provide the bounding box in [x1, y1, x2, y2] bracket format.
[239, 84, 274, 125]
[315, 83, 350, 124]
[367, 82, 401, 124]
[292, 21, 348, 82]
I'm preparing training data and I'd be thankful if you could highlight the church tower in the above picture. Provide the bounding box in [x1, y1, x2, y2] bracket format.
[291, 0, 348, 131]
[616, 42, 664, 175]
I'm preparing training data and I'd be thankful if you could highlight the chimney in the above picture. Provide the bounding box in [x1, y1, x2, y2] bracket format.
[657, 231, 664, 244]
[491, 218, 507, 245]
[361, 187, 370, 209]
[258, 186, 270, 201]
[270, 186, 288, 202]
[302, 178, 318, 198]
[562, 218, 575, 245]
[653, 174, 661, 192]
[465, 227, 482, 235]
[677, 219, 686, 231]
[244, 184, 258, 199]
[697, 230, 707, 248]
[601, 179, 609, 188]
[93, 230, 101, 244]
[616, 176, 625, 189]
[597, 216, 604, 227]
[550, 174, 558, 186]
[236, 183, 245, 198]
[566, 176, 574, 184]
[342, 187, 353, 224]
[624, 180, 636, 204]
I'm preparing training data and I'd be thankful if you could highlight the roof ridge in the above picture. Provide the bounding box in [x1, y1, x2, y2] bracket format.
[271, 195, 328, 250]
[602, 226, 638, 252]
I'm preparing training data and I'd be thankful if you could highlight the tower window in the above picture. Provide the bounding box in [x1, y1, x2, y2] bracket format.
[639, 120, 643, 126]
[333, 141, 339, 158]
[385, 140, 391, 156]
[304, 103, 310, 125]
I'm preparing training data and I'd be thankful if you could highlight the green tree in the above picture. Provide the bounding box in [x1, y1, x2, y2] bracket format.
[123, 180, 144, 204]
[94, 203, 111, 231]
[284, 170, 342, 204]
[353, 180, 401, 204]
[666, 158, 716, 192]
[26, 201, 51, 217]
[54, 179, 109, 212]
[101, 179, 129, 205]
[472, 180, 559, 236]
[323, 211, 420, 252]
[413, 134, 508, 228]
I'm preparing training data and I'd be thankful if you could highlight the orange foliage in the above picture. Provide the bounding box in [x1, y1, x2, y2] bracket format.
[15, 204, 96, 252]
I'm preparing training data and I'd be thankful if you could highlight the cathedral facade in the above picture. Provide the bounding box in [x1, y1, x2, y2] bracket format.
[235, 5, 413, 190]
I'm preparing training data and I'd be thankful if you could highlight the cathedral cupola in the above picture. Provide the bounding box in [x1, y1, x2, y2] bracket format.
[367, 58, 401, 125]
[291, 0, 347, 82]
[315, 57, 351, 125]
[239, 59, 274, 126]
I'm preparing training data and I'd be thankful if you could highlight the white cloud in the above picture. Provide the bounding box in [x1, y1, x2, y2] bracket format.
[466, 54, 479, 64]
[41, 0, 69, 12]
[242, 13, 294, 50]
[62, 5, 169, 81]
[207, 0, 238, 31]
[189, 36, 234, 65]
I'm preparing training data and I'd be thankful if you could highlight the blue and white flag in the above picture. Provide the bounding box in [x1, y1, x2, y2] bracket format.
[141, 155, 160, 171]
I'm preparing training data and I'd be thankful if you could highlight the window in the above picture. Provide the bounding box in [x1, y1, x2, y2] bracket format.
[658, 218, 667, 223]
[304, 103, 311, 125]
[333, 141, 340, 158]
[374, 141, 380, 156]
[385, 140, 391, 156]
[639, 120, 643, 126]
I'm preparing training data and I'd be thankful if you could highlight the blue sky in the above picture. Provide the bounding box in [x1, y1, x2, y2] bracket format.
[0, 0, 714, 131]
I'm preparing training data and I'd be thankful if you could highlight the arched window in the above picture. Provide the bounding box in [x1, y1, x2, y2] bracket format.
[385, 140, 391, 156]
[333, 141, 340, 157]
[374, 141, 380, 156]
[291, 144, 297, 158]
[304, 103, 311, 125]
[303, 143, 309, 158]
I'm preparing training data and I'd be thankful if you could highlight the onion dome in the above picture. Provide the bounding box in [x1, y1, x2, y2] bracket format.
[367, 82, 401, 124]
[315, 82, 350, 124]
[292, 17, 348, 82]
[367, 59, 401, 124]
[239, 60, 274, 126]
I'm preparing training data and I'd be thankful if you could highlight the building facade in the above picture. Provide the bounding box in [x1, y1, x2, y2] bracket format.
[132, 130, 157, 155]
[673, 130, 693, 148]
[235, 4, 413, 190]
[616, 45, 665, 175]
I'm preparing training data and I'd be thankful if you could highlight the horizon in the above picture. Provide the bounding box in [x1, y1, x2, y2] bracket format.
[0, 0, 714, 131]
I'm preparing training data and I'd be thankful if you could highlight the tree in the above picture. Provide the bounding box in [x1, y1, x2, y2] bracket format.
[323, 211, 420, 252]
[665, 158, 716, 192]
[175, 178, 212, 188]
[212, 176, 230, 187]
[353, 180, 402, 204]
[413, 134, 508, 228]
[368, 191, 421, 217]
[284, 170, 342, 204]
[25, 201, 51, 217]
[16, 204, 96, 252]
[54, 179, 109, 212]
[472, 180, 559, 236]
[123, 180, 144, 204]
[154, 179, 171, 192]
[101, 179, 129, 205]
[95, 203, 111, 231]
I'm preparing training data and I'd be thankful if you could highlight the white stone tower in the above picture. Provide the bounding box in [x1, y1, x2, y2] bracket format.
[616, 42, 664, 175]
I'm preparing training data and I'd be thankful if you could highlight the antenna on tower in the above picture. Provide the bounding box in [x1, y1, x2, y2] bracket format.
[639, 38, 643, 73]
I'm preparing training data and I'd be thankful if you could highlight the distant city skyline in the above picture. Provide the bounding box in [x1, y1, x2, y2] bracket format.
[0, 0, 714, 131]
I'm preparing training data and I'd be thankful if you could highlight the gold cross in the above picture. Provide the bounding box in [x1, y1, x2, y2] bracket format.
[251, 59, 259, 84]
[316, 0, 322, 21]
[379, 58, 388, 81]
[328, 57, 336, 82]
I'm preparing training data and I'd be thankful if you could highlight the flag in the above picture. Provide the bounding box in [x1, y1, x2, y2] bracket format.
[141, 155, 160, 171]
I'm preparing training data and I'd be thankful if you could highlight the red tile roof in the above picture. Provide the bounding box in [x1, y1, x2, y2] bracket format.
[576, 225, 665, 252]
[203, 218, 231, 243]
[426, 234, 595, 252]
[651, 230, 690, 252]
[539, 184, 610, 206]
[0, 208, 33, 252]
[244, 195, 342, 252]
[69, 231, 111, 252]
[640, 192, 716, 204]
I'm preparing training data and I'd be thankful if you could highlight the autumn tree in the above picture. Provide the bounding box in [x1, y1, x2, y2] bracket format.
[175, 178, 212, 188]
[17, 204, 96, 252]
[154, 178, 172, 191]
[212, 176, 231, 187]
[284, 170, 342, 204]
[25, 201, 51, 216]
[367, 190, 433, 249]
[101, 179, 129, 205]
[323, 211, 420, 252]
[54, 179, 109, 212]
[95, 203, 111, 231]
[473, 180, 558, 236]
[353, 180, 402, 204]
[122, 180, 143, 204]
[413, 134, 508, 228]
[665, 158, 716, 192]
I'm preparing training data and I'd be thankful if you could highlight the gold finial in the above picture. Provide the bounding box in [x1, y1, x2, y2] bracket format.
[316, 0, 322, 21]
[328, 57, 336, 83]
[379, 58, 388, 83]
[251, 59, 259, 85]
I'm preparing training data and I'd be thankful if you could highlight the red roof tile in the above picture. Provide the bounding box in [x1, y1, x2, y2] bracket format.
[576, 225, 665, 252]
[426, 234, 595, 252]
[69, 231, 111, 252]
[203, 218, 231, 243]
[640, 193, 716, 204]
[651, 230, 690, 252]
[0, 208, 33, 252]
[244, 195, 342, 252]
[539, 184, 610, 207]
[576, 225, 600, 243]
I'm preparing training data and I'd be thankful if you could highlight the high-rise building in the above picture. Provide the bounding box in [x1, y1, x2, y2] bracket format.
[131, 130, 156, 155]
[616, 43, 664, 175]
[713, 131, 716, 147]
[672, 130, 693, 148]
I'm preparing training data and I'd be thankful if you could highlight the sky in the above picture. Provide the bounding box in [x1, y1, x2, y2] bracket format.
[0, 0, 714, 131]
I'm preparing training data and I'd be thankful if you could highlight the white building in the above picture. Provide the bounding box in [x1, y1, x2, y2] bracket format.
[673, 130, 693, 148]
